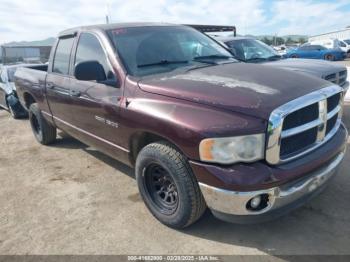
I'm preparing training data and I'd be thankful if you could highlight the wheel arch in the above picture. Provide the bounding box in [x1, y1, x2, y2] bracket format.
[129, 131, 187, 166]
[23, 92, 36, 110]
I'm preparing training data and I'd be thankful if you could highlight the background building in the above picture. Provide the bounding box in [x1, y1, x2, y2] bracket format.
[309, 27, 350, 41]
[0, 45, 51, 64]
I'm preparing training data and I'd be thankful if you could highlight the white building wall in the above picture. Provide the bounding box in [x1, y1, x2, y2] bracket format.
[309, 29, 350, 41]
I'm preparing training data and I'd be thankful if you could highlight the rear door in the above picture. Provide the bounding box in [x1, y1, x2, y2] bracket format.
[309, 45, 323, 59]
[68, 32, 124, 154]
[45, 36, 76, 129]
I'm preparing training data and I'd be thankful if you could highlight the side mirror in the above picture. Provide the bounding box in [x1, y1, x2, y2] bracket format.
[74, 60, 106, 82]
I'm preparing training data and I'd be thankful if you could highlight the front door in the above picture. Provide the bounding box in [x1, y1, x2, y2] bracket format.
[68, 32, 125, 157]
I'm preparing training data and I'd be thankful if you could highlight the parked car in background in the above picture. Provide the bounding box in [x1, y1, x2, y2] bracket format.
[339, 40, 350, 54]
[310, 38, 350, 54]
[284, 45, 346, 61]
[215, 36, 348, 90]
[0, 64, 46, 118]
[15, 23, 348, 228]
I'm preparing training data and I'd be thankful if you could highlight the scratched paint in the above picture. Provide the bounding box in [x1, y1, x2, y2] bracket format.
[160, 72, 279, 95]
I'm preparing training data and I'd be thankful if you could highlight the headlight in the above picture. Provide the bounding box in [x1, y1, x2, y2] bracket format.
[199, 134, 265, 164]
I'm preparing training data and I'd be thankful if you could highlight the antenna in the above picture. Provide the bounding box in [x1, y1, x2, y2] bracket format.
[105, 0, 111, 24]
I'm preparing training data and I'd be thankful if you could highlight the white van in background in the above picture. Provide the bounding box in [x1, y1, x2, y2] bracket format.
[310, 38, 350, 54]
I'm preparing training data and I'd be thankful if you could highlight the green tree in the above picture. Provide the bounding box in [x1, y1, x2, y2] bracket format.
[285, 37, 294, 44]
[261, 37, 272, 45]
[298, 37, 307, 44]
[275, 37, 285, 45]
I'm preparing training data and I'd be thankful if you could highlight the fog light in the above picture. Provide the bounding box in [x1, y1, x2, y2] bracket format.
[246, 194, 269, 212]
[250, 196, 261, 209]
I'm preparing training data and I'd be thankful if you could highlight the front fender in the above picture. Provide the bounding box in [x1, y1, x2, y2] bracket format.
[122, 92, 267, 161]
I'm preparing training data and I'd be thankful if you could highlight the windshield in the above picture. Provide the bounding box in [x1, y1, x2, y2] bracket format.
[108, 26, 236, 76]
[226, 39, 280, 62]
[344, 39, 350, 45]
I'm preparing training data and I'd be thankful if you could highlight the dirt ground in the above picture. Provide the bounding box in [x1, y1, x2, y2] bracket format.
[0, 103, 349, 256]
[334, 58, 350, 67]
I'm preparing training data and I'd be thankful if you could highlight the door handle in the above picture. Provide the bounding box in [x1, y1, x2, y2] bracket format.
[70, 90, 81, 97]
[46, 83, 55, 89]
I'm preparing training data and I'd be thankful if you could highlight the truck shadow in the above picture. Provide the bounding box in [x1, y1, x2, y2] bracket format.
[52, 131, 135, 179]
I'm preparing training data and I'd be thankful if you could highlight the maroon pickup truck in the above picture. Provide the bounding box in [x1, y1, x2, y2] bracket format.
[15, 23, 348, 228]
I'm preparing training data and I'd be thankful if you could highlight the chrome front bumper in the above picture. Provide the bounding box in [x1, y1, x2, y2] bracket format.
[199, 149, 346, 219]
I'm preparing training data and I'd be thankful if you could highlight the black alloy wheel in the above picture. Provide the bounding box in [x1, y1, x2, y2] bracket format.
[143, 163, 179, 214]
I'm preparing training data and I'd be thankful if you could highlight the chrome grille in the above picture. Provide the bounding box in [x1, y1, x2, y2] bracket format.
[266, 85, 343, 165]
[339, 70, 347, 87]
[324, 70, 347, 87]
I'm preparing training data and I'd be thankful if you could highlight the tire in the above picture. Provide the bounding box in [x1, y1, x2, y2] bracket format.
[290, 54, 299, 58]
[29, 103, 56, 145]
[9, 104, 20, 119]
[325, 54, 334, 61]
[136, 142, 206, 228]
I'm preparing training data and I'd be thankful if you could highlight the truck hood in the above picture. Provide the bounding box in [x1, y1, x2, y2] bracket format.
[262, 58, 346, 78]
[138, 63, 331, 120]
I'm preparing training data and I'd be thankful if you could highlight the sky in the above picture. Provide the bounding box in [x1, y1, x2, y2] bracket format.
[1, 0, 350, 44]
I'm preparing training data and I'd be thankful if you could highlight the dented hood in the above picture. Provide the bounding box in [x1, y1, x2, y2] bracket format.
[138, 63, 331, 120]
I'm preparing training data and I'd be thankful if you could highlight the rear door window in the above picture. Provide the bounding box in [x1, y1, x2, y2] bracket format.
[299, 46, 310, 51]
[52, 37, 75, 75]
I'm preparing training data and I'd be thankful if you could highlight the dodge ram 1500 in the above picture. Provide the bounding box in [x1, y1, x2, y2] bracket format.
[15, 23, 348, 228]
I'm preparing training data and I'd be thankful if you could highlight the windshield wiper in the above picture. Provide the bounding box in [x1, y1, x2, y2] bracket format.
[137, 60, 188, 68]
[267, 55, 282, 61]
[193, 55, 233, 60]
[245, 57, 268, 62]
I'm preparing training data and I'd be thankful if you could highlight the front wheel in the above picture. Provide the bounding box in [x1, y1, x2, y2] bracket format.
[136, 142, 206, 228]
[290, 54, 299, 58]
[29, 103, 57, 145]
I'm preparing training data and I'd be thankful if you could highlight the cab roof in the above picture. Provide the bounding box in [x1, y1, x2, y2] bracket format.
[58, 22, 179, 38]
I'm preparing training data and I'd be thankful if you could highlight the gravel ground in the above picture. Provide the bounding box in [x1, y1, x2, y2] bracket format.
[0, 104, 349, 256]
[333, 58, 350, 67]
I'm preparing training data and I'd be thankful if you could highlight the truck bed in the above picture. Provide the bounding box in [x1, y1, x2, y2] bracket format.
[14, 66, 48, 111]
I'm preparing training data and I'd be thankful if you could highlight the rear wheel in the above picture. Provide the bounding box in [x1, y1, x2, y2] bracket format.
[29, 103, 56, 145]
[136, 142, 206, 228]
[325, 54, 334, 61]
